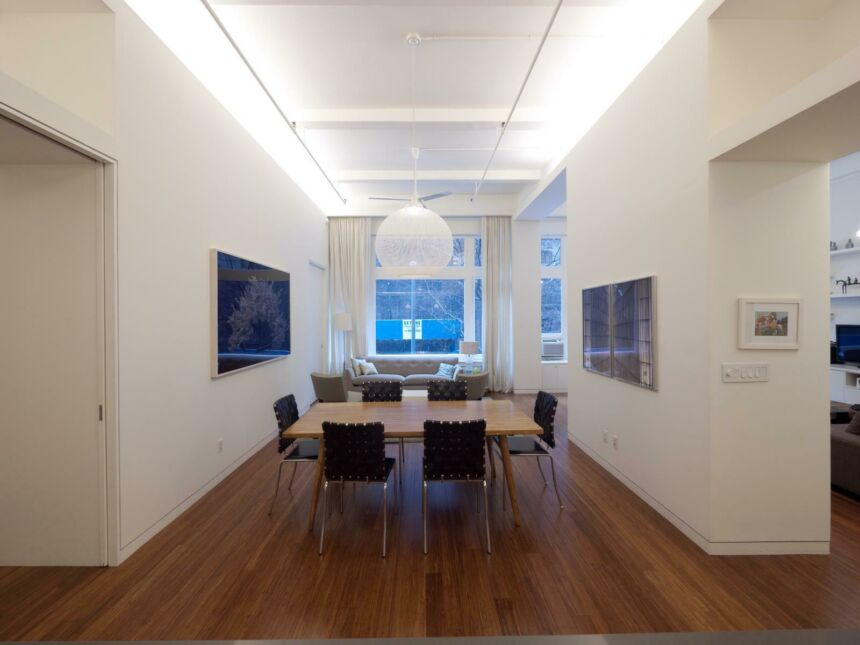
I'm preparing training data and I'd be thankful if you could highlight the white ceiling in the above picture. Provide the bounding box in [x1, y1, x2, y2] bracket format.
[210, 0, 701, 215]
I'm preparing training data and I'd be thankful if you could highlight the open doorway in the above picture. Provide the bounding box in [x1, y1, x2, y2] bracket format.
[828, 150, 860, 501]
[0, 114, 113, 565]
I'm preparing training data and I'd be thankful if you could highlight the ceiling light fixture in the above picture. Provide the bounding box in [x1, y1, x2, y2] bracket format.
[374, 33, 453, 278]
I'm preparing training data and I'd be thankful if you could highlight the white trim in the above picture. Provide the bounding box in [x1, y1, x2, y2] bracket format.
[116, 427, 284, 563]
[569, 433, 830, 556]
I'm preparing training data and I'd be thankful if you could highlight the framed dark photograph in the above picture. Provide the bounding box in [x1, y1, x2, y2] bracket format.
[210, 249, 291, 377]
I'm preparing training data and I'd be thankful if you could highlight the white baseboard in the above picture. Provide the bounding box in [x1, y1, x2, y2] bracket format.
[514, 388, 567, 395]
[568, 433, 830, 556]
[114, 405, 307, 566]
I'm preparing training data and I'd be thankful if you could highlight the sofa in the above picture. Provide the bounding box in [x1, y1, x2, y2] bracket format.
[832, 422, 860, 498]
[344, 355, 460, 392]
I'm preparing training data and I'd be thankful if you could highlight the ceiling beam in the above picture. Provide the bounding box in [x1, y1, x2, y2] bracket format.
[214, 1, 611, 7]
[294, 107, 547, 128]
[336, 169, 542, 182]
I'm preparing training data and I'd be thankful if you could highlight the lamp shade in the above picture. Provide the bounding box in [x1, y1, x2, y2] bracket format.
[375, 203, 453, 278]
[334, 312, 353, 332]
[459, 341, 479, 355]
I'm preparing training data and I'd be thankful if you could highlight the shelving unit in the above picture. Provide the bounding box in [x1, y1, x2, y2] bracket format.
[831, 247, 860, 258]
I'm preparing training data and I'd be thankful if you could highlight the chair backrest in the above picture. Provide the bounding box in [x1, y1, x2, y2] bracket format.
[362, 380, 403, 402]
[427, 379, 467, 401]
[533, 390, 559, 448]
[322, 421, 387, 481]
[423, 419, 486, 481]
[273, 394, 300, 453]
[311, 372, 347, 402]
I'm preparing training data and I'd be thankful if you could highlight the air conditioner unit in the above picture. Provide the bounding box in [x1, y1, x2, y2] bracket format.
[541, 340, 565, 360]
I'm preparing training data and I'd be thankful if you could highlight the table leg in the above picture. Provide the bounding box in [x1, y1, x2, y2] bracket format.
[498, 435, 521, 527]
[307, 439, 325, 532]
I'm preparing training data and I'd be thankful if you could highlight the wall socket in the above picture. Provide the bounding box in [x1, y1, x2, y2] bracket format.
[611, 435, 619, 450]
[217, 438, 224, 453]
[602, 430, 609, 444]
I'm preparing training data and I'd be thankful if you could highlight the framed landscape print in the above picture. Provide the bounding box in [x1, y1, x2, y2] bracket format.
[738, 298, 800, 350]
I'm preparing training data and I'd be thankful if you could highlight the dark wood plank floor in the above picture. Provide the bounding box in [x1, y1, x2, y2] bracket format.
[2, 394, 860, 640]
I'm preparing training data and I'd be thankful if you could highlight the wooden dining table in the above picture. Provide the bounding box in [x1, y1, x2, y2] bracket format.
[283, 399, 542, 529]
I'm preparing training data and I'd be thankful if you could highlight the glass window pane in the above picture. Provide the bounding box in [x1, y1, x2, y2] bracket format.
[541, 238, 562, 267]
[541, 278, 562, 334]
[474, 278, 482, 353]
[375, 279, 464, 354]
[448, 237, 465, 267]
[474, 238, 482, 267]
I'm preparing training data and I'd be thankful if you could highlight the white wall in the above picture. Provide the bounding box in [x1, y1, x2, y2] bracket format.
[557, 0, 832, 554]
[512, 219, 542, 392]
[708, 161, 830, 548]
[565, 5, 713, 544]
[0, 0, 328, 563]
[830, 151, 860, 336]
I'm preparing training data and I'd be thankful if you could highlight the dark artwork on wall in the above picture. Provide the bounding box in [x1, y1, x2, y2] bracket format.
[582, 276, 655, 390]
[211, 250, 290, 377]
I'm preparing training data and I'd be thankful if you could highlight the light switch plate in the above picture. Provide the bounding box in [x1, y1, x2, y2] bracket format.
[722, 363, 769, 383]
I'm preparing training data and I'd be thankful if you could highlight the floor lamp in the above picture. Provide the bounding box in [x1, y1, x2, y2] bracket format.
[334, 313, 353, 361]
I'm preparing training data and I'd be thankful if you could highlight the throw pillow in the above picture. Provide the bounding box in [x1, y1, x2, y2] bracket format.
[361, 361, 379, 376]
[350, 357, 364, 375]
[847, 413, 860, 435]
[435, 363, 456, 380]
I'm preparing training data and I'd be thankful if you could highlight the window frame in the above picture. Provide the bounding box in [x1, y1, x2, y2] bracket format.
[371, 234, 484, 356]
[540, 236, 567, 356]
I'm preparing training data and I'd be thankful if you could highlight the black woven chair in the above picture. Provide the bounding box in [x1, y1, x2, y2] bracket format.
[361, 381, 403, 402]
[422, 419, 491, 554]
[269, 394, 319, 515]
[362, 381, 405, 488]
[319, 421, 396, 557]
[427, 379, 467, 401]
[490, 391, 563, 511]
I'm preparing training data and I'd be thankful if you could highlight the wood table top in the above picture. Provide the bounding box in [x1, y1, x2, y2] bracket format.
[284, 399, 541, 439]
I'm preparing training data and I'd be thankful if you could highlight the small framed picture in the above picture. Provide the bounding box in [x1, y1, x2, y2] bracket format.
[738, 298, 800, 350]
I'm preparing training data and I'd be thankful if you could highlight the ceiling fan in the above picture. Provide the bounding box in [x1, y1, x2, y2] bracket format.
[367, 145, 452, 206]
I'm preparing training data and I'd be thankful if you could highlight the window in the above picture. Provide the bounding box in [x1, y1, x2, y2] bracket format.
[373, 234, 483, 355]
[540, 236, 566, 358]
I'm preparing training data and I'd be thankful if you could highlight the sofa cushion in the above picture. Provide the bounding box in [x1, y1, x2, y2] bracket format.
[352, 374, 405, 386]
[361, 361, 379, 376]
[361, 355, 458, 377]
[403, 374, 438, 387]
[435, 363, 456, 379]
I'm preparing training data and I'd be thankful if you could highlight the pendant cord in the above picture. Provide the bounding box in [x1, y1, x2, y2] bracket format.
[411, 42, 418, 201]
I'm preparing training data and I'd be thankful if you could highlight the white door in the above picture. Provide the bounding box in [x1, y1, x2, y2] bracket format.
[0, 159, 105, 565]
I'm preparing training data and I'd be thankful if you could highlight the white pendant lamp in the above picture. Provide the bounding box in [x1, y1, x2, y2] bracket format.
[374, 34, 453, 278]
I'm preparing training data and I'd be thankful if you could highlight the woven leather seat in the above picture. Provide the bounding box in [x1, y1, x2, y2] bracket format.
[269, 394, 318, 516]
[318, 421, 397, 557]
[427, 379, 468, 401]
[422, 419, 491, 554]
[361, 381, 403, 402]
[490, 391, 564, 511]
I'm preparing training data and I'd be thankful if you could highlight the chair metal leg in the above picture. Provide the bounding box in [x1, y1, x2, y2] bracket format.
[548, 456, 564, 509]
[319, 480, 329, 555]
[399, 438, 405, 489]
[269, 459, 288, 516]
[422, 480, 428, 555]
[382, 482, 388, 558]
[475, 485, 480, 514]
[483, 480, 492, 554]
[536, 456, 549, 486]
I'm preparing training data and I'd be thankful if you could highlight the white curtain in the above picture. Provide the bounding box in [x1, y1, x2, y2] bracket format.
[327, 217, 372, 372]
[482, 216, 514, 393]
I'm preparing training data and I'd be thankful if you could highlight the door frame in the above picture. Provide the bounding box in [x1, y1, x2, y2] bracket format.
[0, 103, 120, 566]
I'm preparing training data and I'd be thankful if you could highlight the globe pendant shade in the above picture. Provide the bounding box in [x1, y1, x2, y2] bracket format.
[375, 203, 453, 278]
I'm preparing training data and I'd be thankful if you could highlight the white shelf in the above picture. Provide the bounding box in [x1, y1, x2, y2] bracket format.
[831, 247, 860, 257]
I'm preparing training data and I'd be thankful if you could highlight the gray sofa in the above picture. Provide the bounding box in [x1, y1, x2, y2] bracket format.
[344, 355, 460, 392]
[832, 423, 860, 498]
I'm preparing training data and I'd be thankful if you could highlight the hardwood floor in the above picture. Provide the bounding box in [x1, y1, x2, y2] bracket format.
[2, 394, 860, 640]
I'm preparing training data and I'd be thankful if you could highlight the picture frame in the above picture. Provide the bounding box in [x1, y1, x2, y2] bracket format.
[737, 298, 800, 350]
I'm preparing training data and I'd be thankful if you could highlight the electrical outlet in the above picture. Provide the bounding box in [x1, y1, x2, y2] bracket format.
[602, 430, 609, 444]
[217, 439, 224, 454]
[611, 435, 619, 450]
